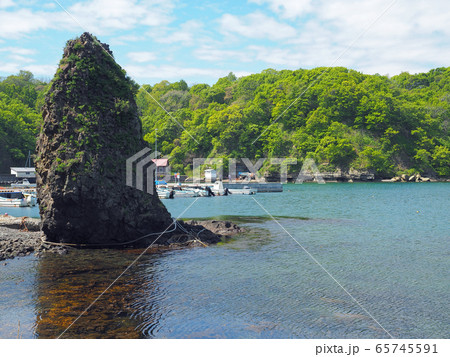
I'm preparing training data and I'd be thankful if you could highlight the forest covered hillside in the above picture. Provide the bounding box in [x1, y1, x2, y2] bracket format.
[1, 67, 449, 178]
[0, 71, 47, 172]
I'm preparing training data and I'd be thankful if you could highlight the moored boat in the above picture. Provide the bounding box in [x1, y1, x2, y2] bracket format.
[228, 186, 257, 195]
[0, 191, 28, 207]
[10, 179, 36, 188]
[157, 188, 172, 199]
[172, 187, 200, 197]
[211, 181, 226, 195]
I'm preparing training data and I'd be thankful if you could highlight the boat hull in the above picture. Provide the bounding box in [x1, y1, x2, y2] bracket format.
[228, 189, 257, 195]
[0, 197, 28, 207]
[157, 190, 171, 199]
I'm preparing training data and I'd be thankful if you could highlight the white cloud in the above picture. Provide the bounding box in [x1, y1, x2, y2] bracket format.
[0, 0, 176, 39]
[67, 0, 175, 34]
[248, 45, 302, 67]
[0, 46, 56, 77]
[0, 0, 14, 9]
[125, 63, 240, 82]
[249, 0, 312, 19]
[219, 12, 296, 40]
[313, 0, 450, 73]
[42, 2, 56, 10]
[0, 61, 19, 73]
[23, 64, 57, 76]
[1, 0, 448, 83]
[241, 0, 450, 76]
[0, 47, 35, 55]
[0, 47, 37, 73]
[194, 46, 252, 63]
[127, 51, 156, 63]
[0, 9, 51, 38]
[109, 34, 145, 46]
[155, 20, 204, 45]
[9, 54, 34, 63]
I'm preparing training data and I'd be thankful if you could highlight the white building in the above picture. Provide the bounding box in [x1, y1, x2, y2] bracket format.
[10, 167, 36, 179]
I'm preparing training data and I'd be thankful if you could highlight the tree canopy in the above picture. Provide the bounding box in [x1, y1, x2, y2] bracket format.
[0, 71, 48, 172]
[1, 67, 449, 178]
[137, 67, 450, 177]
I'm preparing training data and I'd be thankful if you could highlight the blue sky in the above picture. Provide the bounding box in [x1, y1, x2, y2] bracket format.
[0, 0, 449, 85]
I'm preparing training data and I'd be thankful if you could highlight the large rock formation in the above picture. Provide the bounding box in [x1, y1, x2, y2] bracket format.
[36, 33, 177, 246]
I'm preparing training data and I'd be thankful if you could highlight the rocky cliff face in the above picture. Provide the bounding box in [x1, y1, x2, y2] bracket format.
[35, 33, 174, 245]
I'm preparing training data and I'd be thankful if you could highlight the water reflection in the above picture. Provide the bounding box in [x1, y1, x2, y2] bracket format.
[34, 249, 165, 338]
[2, 181, 448, 339]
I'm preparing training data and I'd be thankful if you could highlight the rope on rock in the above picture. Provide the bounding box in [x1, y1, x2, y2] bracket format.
[173, 222, 208, 247]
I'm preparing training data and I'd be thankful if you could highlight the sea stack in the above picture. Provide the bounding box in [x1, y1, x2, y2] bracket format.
[35, 33, 174, 245]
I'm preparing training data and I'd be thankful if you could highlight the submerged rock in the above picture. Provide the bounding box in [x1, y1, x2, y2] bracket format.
[185, 220, 245, 236]
[35, 33, 175, 246]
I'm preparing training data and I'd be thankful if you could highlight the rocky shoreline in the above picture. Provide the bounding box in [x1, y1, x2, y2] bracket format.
[0, 216, 67, 261]
[0, 216, 244, 262]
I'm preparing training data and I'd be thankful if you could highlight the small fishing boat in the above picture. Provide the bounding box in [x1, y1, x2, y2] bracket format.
[0, 191, 28, 207]
[157, 188, 172, 199]
[10, 179, 36, 188]
[229, 186, 257, 195]
[172, 187, 200, 198]
[211, 181, 226, 195]
[196, 187, 212, 197]
[210, 181, 257, 195]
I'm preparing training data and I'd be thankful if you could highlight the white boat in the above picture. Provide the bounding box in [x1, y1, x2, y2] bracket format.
[196, 188, 211, 197]
[0, 192, 28, 207]
[10, 179, 36, 188]
[211, 181, 226, 195]
[23, 192, 37, 206]
[229, 186, 257, 195]
[210, 181, 257, 195]
[172, 188, 200, 198]
[179, 185, 213, 197]
[157, 189, 172, 199]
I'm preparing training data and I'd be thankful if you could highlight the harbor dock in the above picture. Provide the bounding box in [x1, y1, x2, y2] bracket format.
[222, 182, 283, 192]
[164, 181, 283, 193]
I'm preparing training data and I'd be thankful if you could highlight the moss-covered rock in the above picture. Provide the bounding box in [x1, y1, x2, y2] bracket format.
[35, 32, 174, 245]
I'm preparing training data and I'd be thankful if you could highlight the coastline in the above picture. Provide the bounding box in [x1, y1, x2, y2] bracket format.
[0, 216, 67, 261]
[0, 216, 244, 262]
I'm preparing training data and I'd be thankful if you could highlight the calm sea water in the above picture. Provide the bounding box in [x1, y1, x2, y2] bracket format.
[0, 183, 448, 338]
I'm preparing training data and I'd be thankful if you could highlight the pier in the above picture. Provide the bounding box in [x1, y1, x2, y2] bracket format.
[222, 182, 283, 192]
[164, 181, 283, 193]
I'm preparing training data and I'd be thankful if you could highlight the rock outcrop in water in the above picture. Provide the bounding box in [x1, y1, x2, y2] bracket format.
[35, 33, 184, 246]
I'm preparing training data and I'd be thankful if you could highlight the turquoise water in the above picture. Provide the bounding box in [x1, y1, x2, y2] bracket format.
[1, 205, 39, 218]
[0, 183, 448, 338]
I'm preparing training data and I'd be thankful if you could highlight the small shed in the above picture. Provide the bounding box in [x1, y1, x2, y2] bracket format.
[151, 158, 170, 176]
[204, 169, 217, 182]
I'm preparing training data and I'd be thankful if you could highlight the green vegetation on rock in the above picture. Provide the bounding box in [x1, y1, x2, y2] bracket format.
[35, 32, 173, 245]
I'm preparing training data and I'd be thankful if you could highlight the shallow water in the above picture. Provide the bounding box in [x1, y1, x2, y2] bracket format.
[0, 183, 449, 338]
